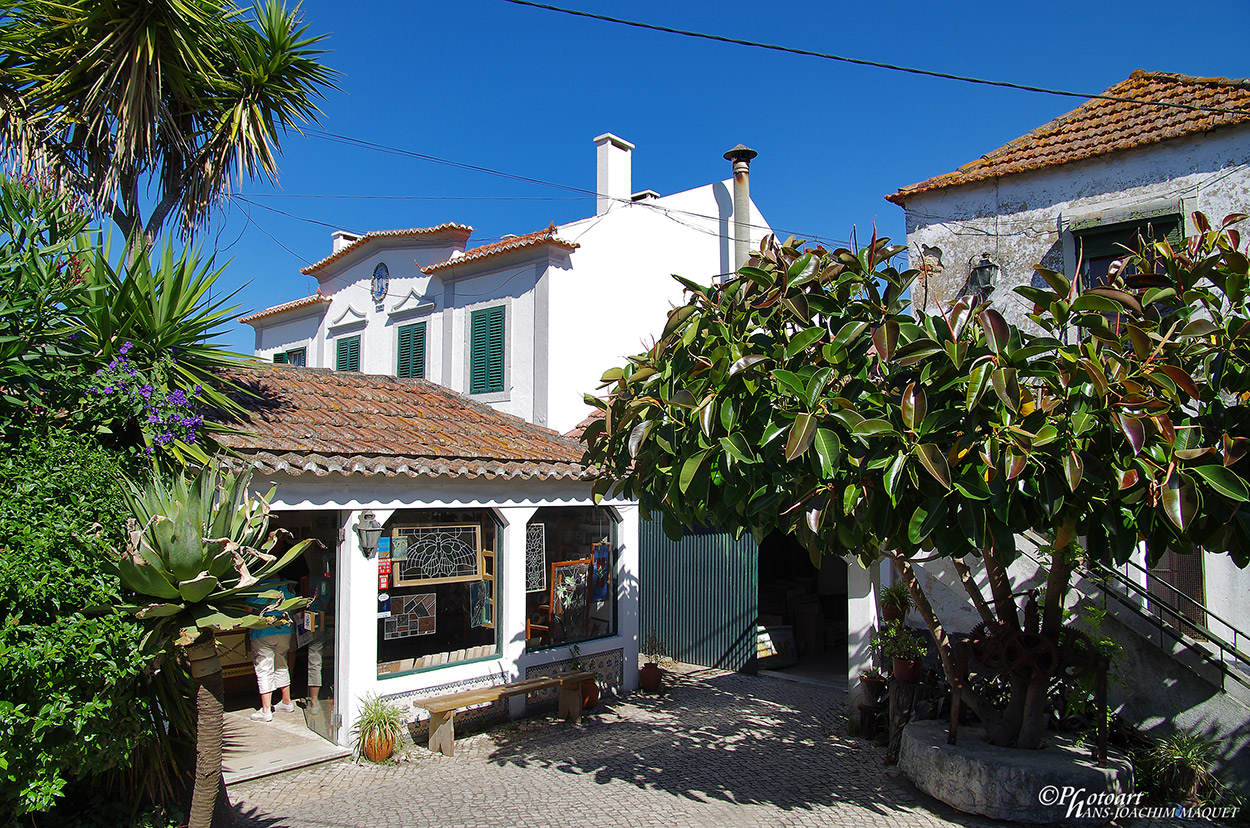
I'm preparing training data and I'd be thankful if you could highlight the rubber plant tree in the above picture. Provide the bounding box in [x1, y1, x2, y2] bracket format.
[114, 465, 310, 828]
[582, 215, 1250, 750]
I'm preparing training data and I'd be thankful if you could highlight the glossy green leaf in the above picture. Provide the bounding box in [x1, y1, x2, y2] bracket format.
[628, 420, 654, 458]
[908, 497, 946, 545]
[966, 362, 991, 409]
[901, 382, 927, 431]
[679, 449, 711, 493]
[784, 326, 825, 358]
[978, 308, 1009, 353]
[1064, 451, 1083, 492]
[1193, 465, 1250, 501]
[914, 444, 952, 490]
[785, 413, 817, 462]
[812, 428, 841, 479]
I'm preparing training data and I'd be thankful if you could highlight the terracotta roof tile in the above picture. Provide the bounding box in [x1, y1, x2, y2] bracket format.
[238, 290, 332, 326]
[213, 364, 588, 481]
[887, 71, 1250, 205]
[564, 409, 604, 441]
[300, 223, 474, 276]
[422, 223, 578, 274]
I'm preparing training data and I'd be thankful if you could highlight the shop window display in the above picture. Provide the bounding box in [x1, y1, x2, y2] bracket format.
[377, 509, 499, 677]
[525, 507, 617, 650]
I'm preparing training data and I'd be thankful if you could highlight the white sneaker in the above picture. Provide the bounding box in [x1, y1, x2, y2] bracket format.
[274, 701, 296, 713]
[249, 709, 273, 722]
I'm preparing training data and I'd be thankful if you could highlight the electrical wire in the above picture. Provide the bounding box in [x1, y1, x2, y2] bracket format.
[305, 128, 853, 248]
[497, 0, 1250, 117]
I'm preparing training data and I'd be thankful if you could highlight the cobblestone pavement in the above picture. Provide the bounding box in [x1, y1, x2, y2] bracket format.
[229, 666, 1003, 828]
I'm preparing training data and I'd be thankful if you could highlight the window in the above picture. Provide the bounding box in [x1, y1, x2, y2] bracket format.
[469, 305, 505, 394]
[524, 506, 618, 651]
[335, 335, 360, 372]
[397, 322, 426, 379]
[1075, 215, 1183, 289]
[273, 347, 306, 366]
[377, 509, 499, 677]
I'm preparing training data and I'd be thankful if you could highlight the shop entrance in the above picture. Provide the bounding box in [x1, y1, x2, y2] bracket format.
[756, 531, 848, 685]
[222, 510, 339, 744]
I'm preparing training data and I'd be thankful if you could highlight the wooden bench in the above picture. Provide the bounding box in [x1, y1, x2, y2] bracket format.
[410, 671, 596, 756]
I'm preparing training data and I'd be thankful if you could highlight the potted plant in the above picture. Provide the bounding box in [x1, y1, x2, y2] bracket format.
[639, 628, 667, 692]
[870, 620, 929, 684]
[352, 693, 406, 763]
[879, 582, 913, 625]
[569, 644, 600, 711]
[859, 667, 888, 700]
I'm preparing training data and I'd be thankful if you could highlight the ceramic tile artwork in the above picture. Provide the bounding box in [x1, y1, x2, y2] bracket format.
[382, 593, 437, 640]
[524, 648, 625, 709]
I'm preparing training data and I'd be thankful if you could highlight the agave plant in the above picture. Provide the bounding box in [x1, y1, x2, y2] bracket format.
[114, 465, 310, 828]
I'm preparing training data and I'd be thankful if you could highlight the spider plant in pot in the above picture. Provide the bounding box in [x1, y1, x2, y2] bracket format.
[879, 582, 913, 626]
[352, 693, 406, 762]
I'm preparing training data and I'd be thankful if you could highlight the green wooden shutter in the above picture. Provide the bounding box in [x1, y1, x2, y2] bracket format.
[397, 322, 426, 379]
[273, 351, 288, 364]
[336, 335, 360, 372]
[470, 306, 505, 394]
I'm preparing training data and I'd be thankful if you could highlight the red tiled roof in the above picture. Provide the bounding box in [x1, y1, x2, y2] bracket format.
[300, 223, 474, 276]
[238, 291, 332, 326]
[564, 409, 604, 442]
[887, 71, 1250, 205]
[422, 223, 578, 274]
[214, 364, 587, 481]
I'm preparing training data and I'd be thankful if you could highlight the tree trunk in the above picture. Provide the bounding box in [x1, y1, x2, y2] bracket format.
[185, 633, 233, 828]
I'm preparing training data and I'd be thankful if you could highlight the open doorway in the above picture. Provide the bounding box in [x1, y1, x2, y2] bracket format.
[221, 510, 339, 744]
[756, 531, 848, 685]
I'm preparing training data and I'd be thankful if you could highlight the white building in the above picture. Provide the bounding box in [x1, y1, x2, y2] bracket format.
[879, 70, 1250, 783]
[241, 134, 770, 434]
[215, 363, 638, 750]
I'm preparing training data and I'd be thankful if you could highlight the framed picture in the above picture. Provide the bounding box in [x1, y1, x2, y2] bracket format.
[392, 524, 483, 586]
[590, 542, 611, 602]
[549, 558, 591, 641]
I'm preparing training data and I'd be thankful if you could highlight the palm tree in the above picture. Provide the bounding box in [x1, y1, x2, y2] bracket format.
[0, 0, 337, 242]
[115, 465, 311, 828]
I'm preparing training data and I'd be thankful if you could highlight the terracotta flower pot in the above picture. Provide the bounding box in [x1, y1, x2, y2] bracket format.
[859, 674, 888, 699]
[891, 658, 923, 684]
[881, 604, 905, 626]
[639, 661, 663, 692]
[362, 730, 395, 762]
[582, 677, 600, 711]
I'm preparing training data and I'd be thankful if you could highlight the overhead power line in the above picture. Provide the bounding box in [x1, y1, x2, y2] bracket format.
[498, 0, 1250, 117]
[304, 128, 851, 248]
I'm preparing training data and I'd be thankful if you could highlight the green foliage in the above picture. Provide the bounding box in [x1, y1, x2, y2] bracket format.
[1132, 731, 1236, 806]
[869, 620, 928, 661]
[0, 428, 168, 820]
[0, 0, 338, 239]
[584, 216, 1250, 571]
[116, 466, 312, 651]
[0, 177, 93, 427]
[351, 693, 406, 763]
[879, 582, 913, 612]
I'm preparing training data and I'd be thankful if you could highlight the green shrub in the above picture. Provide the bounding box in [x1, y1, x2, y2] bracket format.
[0, 427, 164, 820]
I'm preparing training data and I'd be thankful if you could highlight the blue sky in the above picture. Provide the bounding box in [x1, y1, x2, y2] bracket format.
[202, 0, 1250, 353]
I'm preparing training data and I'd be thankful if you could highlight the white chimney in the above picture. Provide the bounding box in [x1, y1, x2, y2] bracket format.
[594, 133, 634, 216]
[331, 230, 361, 253]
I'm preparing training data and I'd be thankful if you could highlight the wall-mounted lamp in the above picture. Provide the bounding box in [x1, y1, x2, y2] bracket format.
[968, 253, 1000, 302]
[354, 511, 384, 558]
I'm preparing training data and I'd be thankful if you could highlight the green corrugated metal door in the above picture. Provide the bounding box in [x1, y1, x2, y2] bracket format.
[640, 519, 758, 672]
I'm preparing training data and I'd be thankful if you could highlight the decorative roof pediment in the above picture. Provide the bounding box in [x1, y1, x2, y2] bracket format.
[388, 288, 437, 319]
[328, 303, 367, 330]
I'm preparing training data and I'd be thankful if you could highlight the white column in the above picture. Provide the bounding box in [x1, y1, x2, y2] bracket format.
[496, 505, 537, 717]
[846, 558, 881, 717]
[335, 508, 393, 747]
[615, 502, 641, 691]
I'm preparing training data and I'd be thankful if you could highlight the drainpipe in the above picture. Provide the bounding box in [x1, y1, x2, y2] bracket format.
[723, 144, 758, 271]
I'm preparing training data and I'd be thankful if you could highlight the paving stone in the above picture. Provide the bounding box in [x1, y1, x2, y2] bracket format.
[223, 665, 1087, 828]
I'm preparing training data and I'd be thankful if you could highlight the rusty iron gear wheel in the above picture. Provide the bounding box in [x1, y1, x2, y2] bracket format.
[968, 621, 1008, 672]
[1002, 630, 1059, 680]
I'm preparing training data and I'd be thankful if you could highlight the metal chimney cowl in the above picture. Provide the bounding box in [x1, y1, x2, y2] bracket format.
[724, 144, 757, 271]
